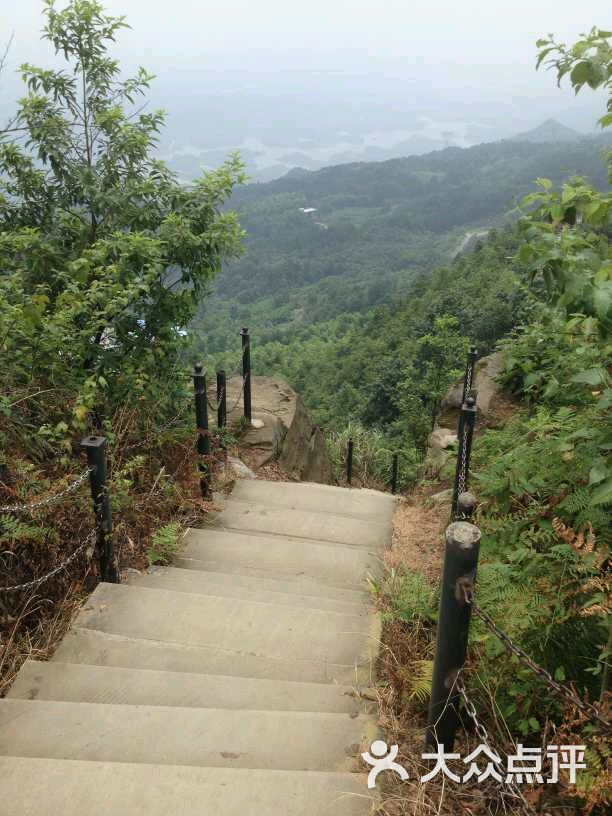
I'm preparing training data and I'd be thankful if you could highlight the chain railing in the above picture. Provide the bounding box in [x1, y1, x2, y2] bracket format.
[457, 674, 534, 816]
[206, 386, 225, 413]
[427, 402, 610, 776]
[0, 467, 92, 515]
[463, 586, 610, 731]
[125, 398, 193, 452]
[0, 529, 96, 594]
[451, 394, 477, 519]
[2, 328, 256, 595]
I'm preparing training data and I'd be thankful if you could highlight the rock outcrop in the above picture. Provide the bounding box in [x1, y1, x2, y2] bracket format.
[423, 351, 506, 478]
[422, 427, 458, 479]
[438, 351, 505, 428]
[212, 376, 333, 484]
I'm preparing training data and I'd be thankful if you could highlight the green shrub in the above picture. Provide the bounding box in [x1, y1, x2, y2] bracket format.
[327, 420, 419, 489]
[146, 523, 182, 566]
[384, 570, 439, 625]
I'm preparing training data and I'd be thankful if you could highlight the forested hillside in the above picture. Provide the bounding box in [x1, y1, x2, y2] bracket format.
[253, 228, 525, 447]
[1, 4, 610, 813]
[197, 135, 609, 354]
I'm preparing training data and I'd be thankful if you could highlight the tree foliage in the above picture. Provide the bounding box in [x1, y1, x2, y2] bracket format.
[0, 0, 245, 450]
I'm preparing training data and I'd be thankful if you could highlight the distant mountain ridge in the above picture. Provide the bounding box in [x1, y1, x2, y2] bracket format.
[513, 118, 584, 143]
[198, 134, 609, 354]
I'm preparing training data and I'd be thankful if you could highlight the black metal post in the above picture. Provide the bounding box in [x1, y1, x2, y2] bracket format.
[216, 369, 227, 429]
[451, 395, 477, 519]
[193, 364, 212, 500]
[240, 327, 252, 424]
[426, 521, 481, 751]
[346, 438, 354, 485]
[80, 435, 119, 583]
[391, 453, 399, 494]
[461, 346, 479, 406]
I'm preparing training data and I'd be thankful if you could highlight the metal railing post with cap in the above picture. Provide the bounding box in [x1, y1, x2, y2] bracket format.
[346, 438, 354, 485]
[451, 394, 477, 520]
[426, 520, 481, 750]
[80, 435, 119, 583]
[390, 452, 399, 494]
[240, 327, 252, 423]
[193, 364, 212, 500]
[216, 369, 227, 428]
[462, 346, 479, 405]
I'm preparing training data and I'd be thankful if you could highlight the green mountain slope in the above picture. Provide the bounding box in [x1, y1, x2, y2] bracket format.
[197, 136, 608, 355]
[513, 117, 584, 143]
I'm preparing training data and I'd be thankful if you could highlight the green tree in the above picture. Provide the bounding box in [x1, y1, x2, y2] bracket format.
[0, 0, 245, 442]
[515, 28, 611, 506]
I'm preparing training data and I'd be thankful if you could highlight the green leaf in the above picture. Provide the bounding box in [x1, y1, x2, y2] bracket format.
[571, 368, 605, 386]
[591, 479, 612, 506]
[570, 61, 592, 86]
[588, 463, 608, 485]
[599, 390, 612, 409]
[593, 282, 612, 322]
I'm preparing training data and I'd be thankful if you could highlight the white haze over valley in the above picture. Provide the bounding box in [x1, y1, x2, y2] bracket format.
[2, 1, 610, 180]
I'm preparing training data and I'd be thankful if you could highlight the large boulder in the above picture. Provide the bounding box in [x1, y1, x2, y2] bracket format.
[439, 351, 505, 426]
[420, 426, 458, 479]
[211, 375, 333, 484]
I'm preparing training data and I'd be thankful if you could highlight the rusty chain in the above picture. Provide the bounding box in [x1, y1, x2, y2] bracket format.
[463, 586, 610, 731]
[0, 529, 96, 594]
[456, 673, 535, 816]
[0, 468, 93, 516]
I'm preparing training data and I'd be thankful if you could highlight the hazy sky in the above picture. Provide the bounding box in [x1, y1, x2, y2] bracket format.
[4, 1, 611, 82]
[2, 0, 610, 161]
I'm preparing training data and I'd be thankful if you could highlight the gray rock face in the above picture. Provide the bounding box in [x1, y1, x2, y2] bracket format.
[213, 376, 333, 484]
[227, 457, 256, 480]
[440, 352, 504, 419]
[428, 488, 454, 506]
[422, 427, 458, 478]
[278, 396, 333, 484]
[428, 428, 458, 451]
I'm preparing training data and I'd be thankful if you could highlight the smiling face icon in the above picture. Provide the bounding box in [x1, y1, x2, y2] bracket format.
[371, 740, 389, 758]
[362, 740, 409, 788]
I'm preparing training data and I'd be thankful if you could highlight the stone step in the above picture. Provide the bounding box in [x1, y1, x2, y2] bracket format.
[212, 500, 389, 549]
[180, 528, 383, 590]
[0, 758, 373, 816]
[141, 563, 368, 604]
[232, 479, 396, 520]
[73, 583, 381, 667]
[52, 629, 377, 685]
[128, 566, 366, 614]
[0, 699, 378, 772]
[9, 661, 370, 714]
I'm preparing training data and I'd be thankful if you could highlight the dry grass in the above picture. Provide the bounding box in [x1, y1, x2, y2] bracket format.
[0, 584, 87, 697]
[385, 492, 448, 582]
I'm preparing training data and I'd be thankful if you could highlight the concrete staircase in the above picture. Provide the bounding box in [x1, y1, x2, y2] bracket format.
[0, 479, 395, 815]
